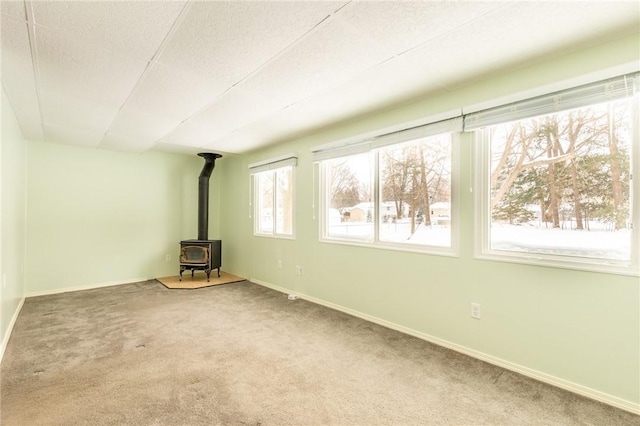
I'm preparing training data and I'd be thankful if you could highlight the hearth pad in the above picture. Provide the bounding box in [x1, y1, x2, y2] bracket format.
[156, 271, 245, 289]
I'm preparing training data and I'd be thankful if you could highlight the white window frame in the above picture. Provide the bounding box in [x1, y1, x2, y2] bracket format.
[319, 151, 375, 245]
[471, 73, 640, 276]
[249, 155, 297, 239]
[315, 119, 461, 257]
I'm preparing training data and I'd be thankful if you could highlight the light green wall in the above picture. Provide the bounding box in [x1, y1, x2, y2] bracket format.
[219, 34, 640, 407]
[1, 88, 27, 351]
[25, 142, 220, 293]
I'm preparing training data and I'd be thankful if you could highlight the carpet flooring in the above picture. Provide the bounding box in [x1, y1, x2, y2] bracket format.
[1, 280, 637, 425]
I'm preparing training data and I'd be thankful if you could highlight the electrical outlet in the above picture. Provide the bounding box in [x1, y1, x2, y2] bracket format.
[165, 254, 172, 262]
[278, 259, 282, 269]
[295, 266, 303, 275]
[471, 303, 481, 319]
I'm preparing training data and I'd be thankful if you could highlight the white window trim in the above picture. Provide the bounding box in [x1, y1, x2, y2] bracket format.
[318, 133, 460, 258]
[473, 102, 639, 277]
[250, 155, 297, 240]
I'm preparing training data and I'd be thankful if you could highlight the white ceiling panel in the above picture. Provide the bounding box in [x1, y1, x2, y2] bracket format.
[156, 1, 347, 84]
[151, 142, 203, 156]
[238, 14, 392, 114]
[41, 93, 119, 133]
[100, 132, 157, 153]
[31, 1, 186, 61]
[338, 0, 506, 55]
[172, 87, 274, 143]
[122, 61, 233, 122]
[44, 122, 104, 148]
[1, 1, 637, 154]
[158, 119, 221, 149]
[1, 13, 43, 140]
[35, 29, 150, 106]
[200, 126, 273, 154]
[106, 106, 182, 142]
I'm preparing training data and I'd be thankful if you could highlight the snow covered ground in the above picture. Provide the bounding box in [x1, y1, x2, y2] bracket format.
[327, 220, 631, 260]
[490, 223, 631, 260]
[327, 220, 451, 247]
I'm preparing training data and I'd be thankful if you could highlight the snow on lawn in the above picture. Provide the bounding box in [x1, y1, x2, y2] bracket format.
[490, 223, 631, 260]
[328, 221, 451, 247]
[328, 220, 631, 261]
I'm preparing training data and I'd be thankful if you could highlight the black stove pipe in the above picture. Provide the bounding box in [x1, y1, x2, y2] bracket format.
[197, 152, 223, 240]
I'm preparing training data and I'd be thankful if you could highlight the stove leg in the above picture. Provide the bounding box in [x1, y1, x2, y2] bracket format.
[205, 269, 211, 282]
[217, 267, 220, 278]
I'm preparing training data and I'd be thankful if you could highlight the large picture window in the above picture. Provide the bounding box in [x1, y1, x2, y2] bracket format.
[472, 73, 639, 274]
[316, 119, 458, 255]
[250, 155, 296, 238]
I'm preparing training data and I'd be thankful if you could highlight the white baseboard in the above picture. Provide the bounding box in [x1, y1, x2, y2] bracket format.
[0, 296, 25, 365]
[25, 277, 148, 298]
[251, 278, 640, 415]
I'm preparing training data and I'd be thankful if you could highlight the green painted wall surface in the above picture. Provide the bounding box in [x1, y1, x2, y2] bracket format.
[1, 88, 27, 347]
[218, 34, 640, 406]
[25, 142, 211, 293]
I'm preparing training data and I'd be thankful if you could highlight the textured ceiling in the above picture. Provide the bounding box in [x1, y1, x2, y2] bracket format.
[1, 1, 638, 155]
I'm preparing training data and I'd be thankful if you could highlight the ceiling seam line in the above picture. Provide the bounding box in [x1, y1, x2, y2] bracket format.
[99, 0, 193, 147]
[390, 2, 513, 61]
[23, 0, 45, 141]
[183, 0, 504, 151]
[159, 1, 351, 146]
[313, 2, 515, 99]
[228, 1, 352, 90]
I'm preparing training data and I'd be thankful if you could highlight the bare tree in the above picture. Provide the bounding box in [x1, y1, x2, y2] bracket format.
[381, 137, 451, 234]
[490, 101, 631, 232]
[328, 159, 363, 212]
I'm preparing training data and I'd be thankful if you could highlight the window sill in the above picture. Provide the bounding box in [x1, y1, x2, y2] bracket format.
[254, 233, 296, 240]
[320, 237, 458, 258]
[475, 250, 639, 277]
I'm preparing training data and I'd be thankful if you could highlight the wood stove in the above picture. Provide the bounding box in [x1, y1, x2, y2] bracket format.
[179, 152, 223, 282]
[179, 239, 221, 281]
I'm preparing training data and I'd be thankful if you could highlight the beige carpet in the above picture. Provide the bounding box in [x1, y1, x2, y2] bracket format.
[1, 280, 638, 425]
[156, 270, 245, 289]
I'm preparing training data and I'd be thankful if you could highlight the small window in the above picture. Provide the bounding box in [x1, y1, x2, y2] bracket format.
[250, 155, 296, 238]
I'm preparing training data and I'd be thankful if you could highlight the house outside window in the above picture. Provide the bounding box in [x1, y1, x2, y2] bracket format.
[324, 152, 373, 241]
[379, 134, 452, 247]
[316, 119, 459, 256]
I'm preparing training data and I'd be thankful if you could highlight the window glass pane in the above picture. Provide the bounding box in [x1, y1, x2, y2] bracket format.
[325, 153, 373, 240]
[256, 172, 274, 234]
[379, 134, 452, 247]
[275, 167, 293, 235]
[487, 99, 633, 261]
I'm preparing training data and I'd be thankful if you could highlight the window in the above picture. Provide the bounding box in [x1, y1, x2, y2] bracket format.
[324, 152, 373, 241]
[316, 117, 459, 254]
[250, 155, 296, 238]
[471, 73, 639, 274]
[379, 134, 452, 247]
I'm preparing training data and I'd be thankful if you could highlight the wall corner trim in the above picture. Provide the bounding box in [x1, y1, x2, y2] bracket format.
[25, 277, 149, 298]
[0, 297, 25, 365]
[250, 277, 640, 415]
